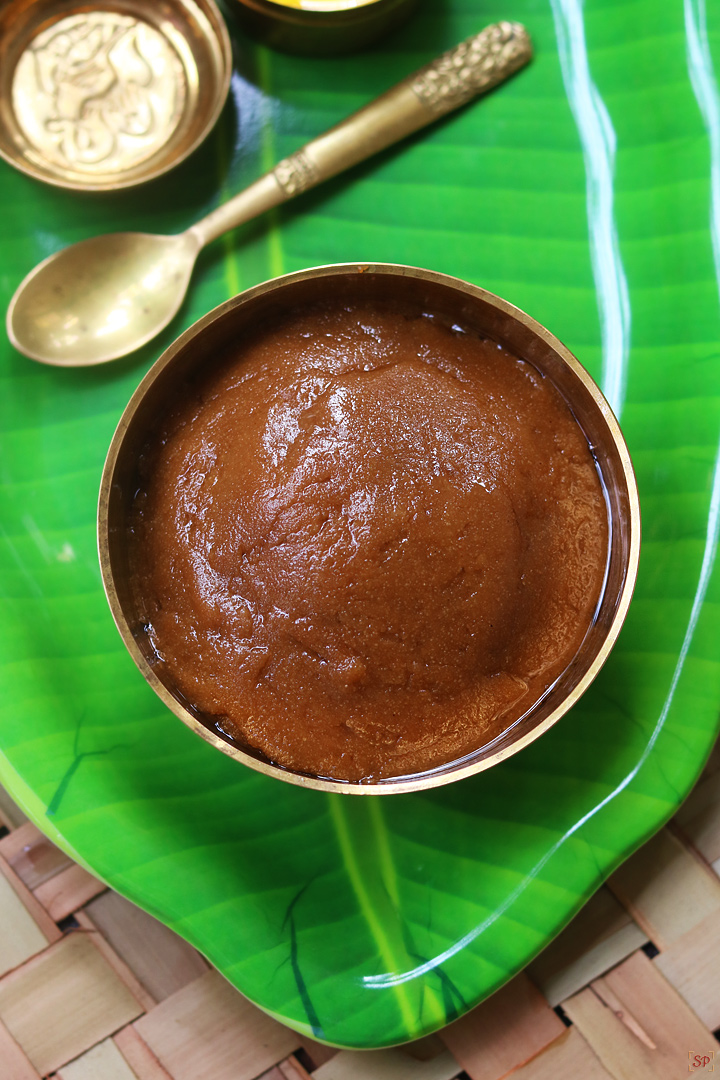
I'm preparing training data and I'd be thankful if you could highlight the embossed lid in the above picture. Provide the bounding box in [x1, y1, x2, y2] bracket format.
[0, 0, 232, 190]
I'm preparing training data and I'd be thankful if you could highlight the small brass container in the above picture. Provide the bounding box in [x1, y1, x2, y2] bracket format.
[0, 0, 232, 191]
[99, 264, 640, 795]
[228, 0, 418, 55]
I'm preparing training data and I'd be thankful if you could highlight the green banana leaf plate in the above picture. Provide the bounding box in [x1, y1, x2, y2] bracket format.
[2, 0, 720, 1049]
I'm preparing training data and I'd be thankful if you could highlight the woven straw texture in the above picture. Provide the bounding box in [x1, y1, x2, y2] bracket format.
[2, 741, 720, 1080]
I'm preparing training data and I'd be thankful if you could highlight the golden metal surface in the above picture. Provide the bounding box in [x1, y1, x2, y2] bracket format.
[98, 263, 641, 796]
[270, 1, 387, 8]
[273, 149, 320, 196]
[7, 232, 200, 367]
[7, 22, 532, 366]
[412, 22, 531, 115]
[0, 0, 231, 190]
[230, 0, 418, 55]
[12, 13, 186, 177]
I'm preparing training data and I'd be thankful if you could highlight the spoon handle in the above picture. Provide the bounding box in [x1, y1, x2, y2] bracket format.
[190, 21, 531, 249]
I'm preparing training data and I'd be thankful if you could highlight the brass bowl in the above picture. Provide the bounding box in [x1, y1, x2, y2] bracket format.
[98, 264, 641, 794]
[0, 0, 232, 191]
[227, 0, 418, 55]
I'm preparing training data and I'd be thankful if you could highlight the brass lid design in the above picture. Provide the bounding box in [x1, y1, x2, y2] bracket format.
[12, 13, 186, 178]
[0, 0, 232, 190]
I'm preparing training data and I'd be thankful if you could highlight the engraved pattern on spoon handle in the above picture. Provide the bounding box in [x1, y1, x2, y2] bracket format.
[411, 22, 532, 116]
[270, 23, 532, 199]
[193, 22, 532, 243]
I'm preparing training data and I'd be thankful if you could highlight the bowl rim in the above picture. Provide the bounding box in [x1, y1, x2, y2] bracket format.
[243, 0, 393, 9]
[98, 262, 641, 794]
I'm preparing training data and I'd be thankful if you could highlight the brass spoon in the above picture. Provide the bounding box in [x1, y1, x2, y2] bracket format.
[6, 23, 531, 368]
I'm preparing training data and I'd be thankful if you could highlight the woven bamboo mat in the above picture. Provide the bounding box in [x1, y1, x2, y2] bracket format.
[2, 745, 720, 1080]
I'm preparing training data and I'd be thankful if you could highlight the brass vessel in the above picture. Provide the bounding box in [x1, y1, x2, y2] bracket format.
[227, 0, 418, 55]
[98, 264, 641, 795]
[0, 0, 232, 190]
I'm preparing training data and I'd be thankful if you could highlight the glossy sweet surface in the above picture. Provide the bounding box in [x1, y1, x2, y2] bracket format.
[129, 301, 607, 781]
[2, 0, 720, 1049]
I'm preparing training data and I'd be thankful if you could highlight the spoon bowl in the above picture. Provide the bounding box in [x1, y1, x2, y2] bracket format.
[7, 233, 201, 367]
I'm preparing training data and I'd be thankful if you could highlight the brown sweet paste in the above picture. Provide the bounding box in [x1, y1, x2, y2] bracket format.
[129, 302, 608, 782]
